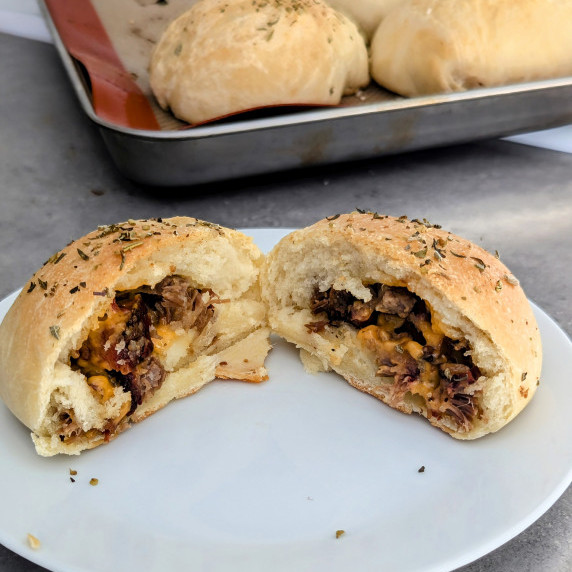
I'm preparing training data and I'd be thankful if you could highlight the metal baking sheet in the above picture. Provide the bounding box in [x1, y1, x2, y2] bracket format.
[40, 0, 572, 186]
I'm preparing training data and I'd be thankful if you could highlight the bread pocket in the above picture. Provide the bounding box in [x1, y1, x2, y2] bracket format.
[0, 217, 270, 455]
[261, 212, 541, 439]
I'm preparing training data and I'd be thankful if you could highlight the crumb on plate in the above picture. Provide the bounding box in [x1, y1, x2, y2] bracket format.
[27, 534, 41, 550]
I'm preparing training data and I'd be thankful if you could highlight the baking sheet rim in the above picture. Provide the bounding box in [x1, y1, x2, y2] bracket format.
[39, 0, 572, 141]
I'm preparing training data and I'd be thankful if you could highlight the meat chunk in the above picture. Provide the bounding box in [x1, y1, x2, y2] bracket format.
[439, 363, 478, 395]
[310, 288, 354, 322]
[138, 356, 166, 395]
[349, 299, 377, 324]
[118, 356, 166, 414]
[148, 276, 215, 332]
[374, 286, 417, 318]
[377, 354, 419, 386]
[111, 295, 154, 374]
[445, 393, 476, 431]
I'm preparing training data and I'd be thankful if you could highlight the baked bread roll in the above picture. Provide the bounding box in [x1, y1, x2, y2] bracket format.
[326, 0, 404, 39]
[370, 0, 572, 96]
[149, 0, 369, 124]
[261, 212, 542, 439]
[0, 217, 270, 456]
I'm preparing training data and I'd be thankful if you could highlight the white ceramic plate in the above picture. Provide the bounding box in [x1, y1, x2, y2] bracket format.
[0, 229, 571, 572]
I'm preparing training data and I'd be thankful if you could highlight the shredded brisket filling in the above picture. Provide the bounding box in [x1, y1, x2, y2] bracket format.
[307, 284, 481, 431]
[66, 276, 217, 440]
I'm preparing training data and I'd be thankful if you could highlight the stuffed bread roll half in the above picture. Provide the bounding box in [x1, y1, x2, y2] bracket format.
[0, 217, 270, 456]
[261, 213, 541, 439]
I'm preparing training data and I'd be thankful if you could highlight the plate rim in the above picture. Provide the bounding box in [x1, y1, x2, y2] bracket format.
[0, 227, 570, 572]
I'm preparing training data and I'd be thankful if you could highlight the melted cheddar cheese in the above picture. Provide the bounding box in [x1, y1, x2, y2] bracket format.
[357, 312, 444, 400]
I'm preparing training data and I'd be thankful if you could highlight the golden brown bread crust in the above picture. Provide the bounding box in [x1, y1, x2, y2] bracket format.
[370, 0, 572, 96]
[261, 212, 542, 439]
[0, 217, 270, 455]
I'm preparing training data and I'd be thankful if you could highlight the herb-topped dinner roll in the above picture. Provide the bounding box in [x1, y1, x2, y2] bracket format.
[370, 0, 572, 96]
[0, 217, 270, 455]
[261, 213, 542, 439]
[149, 0, 369, 124]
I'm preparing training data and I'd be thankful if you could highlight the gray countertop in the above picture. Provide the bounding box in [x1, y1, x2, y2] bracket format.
[0, 31, 571, 572]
